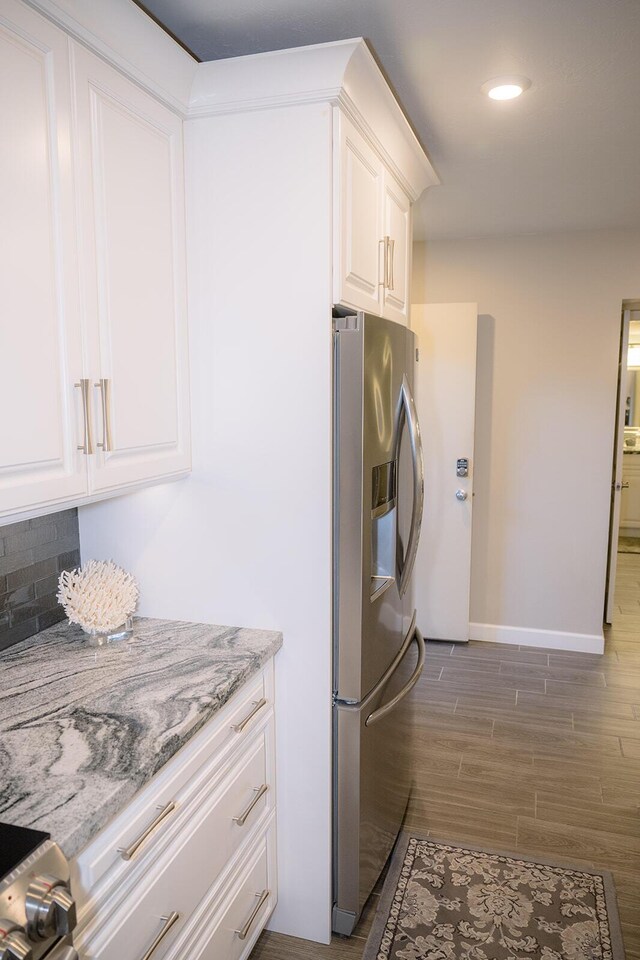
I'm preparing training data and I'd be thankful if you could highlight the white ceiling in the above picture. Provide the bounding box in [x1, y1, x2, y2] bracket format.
[138, 0, 640, 241]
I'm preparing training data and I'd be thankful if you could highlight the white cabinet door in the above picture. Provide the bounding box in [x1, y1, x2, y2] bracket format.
[381, 170, 411, 325]
[179, 825, 276, 960]
[72, 44, 190, 493]
[0, 2, 87, 517]
[334, 112, 413, 325]
[334, 113, 383, 315]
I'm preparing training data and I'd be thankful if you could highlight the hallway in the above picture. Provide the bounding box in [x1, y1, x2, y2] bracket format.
[252, 559, 640, 959]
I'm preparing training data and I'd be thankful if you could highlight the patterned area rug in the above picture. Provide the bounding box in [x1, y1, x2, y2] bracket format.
[363, 835, 625, 960]
[618, 537, 640, 554]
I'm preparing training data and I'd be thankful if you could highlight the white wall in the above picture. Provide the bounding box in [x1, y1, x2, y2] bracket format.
[413, 228, 640, 648]
[80, 103, 334, 943]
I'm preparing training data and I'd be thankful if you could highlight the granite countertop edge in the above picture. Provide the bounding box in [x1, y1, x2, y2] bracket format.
[0, 617, 282, 861]
[61, 637, 280, 859]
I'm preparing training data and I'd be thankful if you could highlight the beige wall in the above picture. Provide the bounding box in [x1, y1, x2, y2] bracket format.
[413, 228, 640, 640]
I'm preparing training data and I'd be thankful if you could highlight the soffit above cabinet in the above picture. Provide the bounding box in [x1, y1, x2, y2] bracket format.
[188, 39, 439, 202]
[136, 0, 640, 241]
[25, 0, 198, 114]
[25, 2, 437, 201]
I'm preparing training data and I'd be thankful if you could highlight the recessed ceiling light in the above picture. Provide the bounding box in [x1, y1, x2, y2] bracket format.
[481, 76, 531, 100]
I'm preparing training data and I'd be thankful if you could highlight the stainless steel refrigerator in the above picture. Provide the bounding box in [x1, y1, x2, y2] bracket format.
[333, 310, 426, 935]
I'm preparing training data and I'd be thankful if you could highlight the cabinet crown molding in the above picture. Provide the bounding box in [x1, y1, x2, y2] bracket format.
[23, 4, 437, 202]
[24, 0, 198, 115]
[189, 38, 439, 202]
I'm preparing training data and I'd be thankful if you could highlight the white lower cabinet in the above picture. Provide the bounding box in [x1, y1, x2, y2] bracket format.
[168, 824, 277, 960]
[73, 661, 277, 960]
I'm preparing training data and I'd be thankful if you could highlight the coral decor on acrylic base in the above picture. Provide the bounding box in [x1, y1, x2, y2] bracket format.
[57, 559, 139, 643]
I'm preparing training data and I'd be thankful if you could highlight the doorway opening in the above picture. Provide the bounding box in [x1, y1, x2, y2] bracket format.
[605, 300, 640, 633]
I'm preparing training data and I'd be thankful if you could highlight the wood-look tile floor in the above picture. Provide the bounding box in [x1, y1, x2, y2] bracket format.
[251, 554, 640, 959]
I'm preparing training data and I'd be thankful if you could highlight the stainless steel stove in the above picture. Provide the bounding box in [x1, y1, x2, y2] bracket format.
[0, 822, 77, 960]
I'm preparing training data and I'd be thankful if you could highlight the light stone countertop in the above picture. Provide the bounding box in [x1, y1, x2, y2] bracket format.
[0, 617, 282, 859]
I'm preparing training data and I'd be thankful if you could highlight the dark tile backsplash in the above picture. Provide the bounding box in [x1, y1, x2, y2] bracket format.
[0, 509, 80, 652]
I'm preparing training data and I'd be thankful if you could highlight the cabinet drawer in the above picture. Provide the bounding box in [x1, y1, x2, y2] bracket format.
[73, 663, 273, 915]
[169, 822, 276, 960]
[78, 731, 273, 960]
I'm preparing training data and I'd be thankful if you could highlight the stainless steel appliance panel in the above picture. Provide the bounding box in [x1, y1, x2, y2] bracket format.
[333, 310, 425, 936]
[0, 828, 77, 960]
[333, 619, 425, 933]
[334, 314, 421, 703]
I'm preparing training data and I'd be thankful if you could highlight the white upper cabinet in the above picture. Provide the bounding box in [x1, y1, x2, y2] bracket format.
[0, 6, 191, 523]
[0, 1, 87, 515]
[72, 44, 191, 492]
[334, 112, 413, 324]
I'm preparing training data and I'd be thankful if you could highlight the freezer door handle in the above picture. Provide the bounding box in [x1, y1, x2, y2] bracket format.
[365, 624, 425, 727]
[396, 375, 425, 596]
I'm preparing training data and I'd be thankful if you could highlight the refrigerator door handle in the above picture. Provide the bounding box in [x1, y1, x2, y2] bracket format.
[397, 374, 425, 597]
[339, 611, 417, 714]
[365, 624, 425, 727]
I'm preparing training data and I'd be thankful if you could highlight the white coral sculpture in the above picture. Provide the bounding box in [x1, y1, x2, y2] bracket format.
[57, 560, 139, 633]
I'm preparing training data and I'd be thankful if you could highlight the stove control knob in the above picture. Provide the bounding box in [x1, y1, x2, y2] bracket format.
[25, 874, 77, 941]
[0, 920, 33, 960]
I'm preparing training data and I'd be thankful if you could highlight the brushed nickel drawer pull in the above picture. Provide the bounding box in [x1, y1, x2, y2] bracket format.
[139, 911, 179, 960]
[95, 378, 113, 451]
[75, 379, 94, 454]
[233, 784, 268, 826]
[236, 890, 269, 941]
[232, 698, 267, 733]
[118, 801, 177, 861]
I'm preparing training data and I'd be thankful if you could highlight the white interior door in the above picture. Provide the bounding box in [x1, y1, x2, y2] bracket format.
[412, 303, 478, 643]
[605, 308, 631, 623]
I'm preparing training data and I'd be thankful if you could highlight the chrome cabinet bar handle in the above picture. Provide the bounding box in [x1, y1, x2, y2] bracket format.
[139, 912, 179, 960]
[378, 237, 387, 287]
[118, 801, 177, 861]
[75, 379, 94, 454]
[233, 784, 268, 826]
[95, 378, 113, 451]
[232, 698, 267, 733]
[387, 237, 395, 291]
[236, 890, 269, 941]
[366, 626, 425, 727]
[384, 236, 390, 288]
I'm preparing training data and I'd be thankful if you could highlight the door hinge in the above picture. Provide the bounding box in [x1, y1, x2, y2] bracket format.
[333, 314, 360, 333]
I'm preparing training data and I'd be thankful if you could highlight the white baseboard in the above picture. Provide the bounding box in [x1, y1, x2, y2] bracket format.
[469, 622, 604, 654]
